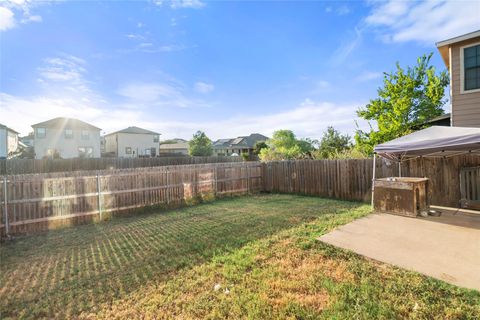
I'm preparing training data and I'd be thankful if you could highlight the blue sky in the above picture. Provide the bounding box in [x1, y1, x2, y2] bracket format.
[1, 0, 479, 140]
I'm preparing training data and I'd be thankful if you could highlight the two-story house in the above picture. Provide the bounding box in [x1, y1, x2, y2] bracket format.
[0, 124, 19, 159]
[104, 126, 161, 158]
[436, 30, 480, 127]
[32, 117, 101, 159]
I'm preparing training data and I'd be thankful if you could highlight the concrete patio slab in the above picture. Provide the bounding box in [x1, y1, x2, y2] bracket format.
[318, 211, 480, 291]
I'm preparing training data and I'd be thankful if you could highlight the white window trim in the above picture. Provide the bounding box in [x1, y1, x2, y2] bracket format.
[460, 41, 480, 94]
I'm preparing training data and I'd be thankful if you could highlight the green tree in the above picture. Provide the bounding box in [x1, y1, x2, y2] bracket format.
[253, 141, 268, 155]
[259, 130, 314, 160]
[355, 53, 449, 155]
[188, 131, 213, 156]
[314, 126, 351, 159]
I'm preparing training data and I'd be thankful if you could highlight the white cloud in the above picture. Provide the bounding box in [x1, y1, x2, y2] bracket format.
[150, 98, 365, 140]
[153, 0, 205, 9]
[170, 0, 205, 9]
[117, 82, 210, 108]
[194, 81, 214, 94]
[0, 0, 44, 31]
[0, 93, 161, 136]
[38, 55, 87, 82]
[337, 5, 351, 16]
[117, 83, 180, 102]
[0, 7, 15, 31]
[331, 26, 363, 65]
[356, 71, 382, 82]
[365, 0, 480, 43]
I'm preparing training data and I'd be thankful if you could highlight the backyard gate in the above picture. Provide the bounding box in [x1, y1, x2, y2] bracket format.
[460, 166, 480, 210]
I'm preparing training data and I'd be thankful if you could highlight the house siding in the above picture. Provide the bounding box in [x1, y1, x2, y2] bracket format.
[34, 127, 101, 159]
[0, 127, 19, 158]
[450, 37, 480, 127]
[104, 133, 159, 157]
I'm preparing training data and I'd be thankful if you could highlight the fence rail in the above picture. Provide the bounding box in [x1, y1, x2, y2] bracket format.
[263, 155, 480, 206]
[1, 162, 262, 235]
[0, 156, 242, 175]
[2, 155, 479, 236]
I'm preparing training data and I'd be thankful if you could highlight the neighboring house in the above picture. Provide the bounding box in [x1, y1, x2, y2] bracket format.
[436, 30, 480, 127]
[32, 117, 101, 159]
[159, 138, 189, 156]
[104, 126, 160, 158]
[213, 133, 268, 156]
[0, 124, 19, 159]
[20, 132, 35, 148]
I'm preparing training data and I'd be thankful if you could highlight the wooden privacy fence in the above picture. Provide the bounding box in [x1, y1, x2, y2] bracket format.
[263, 155, 480, 206]
[1, 162, 263, 235]
[2, 155, 479, 236]
[0, 156, 242, 175]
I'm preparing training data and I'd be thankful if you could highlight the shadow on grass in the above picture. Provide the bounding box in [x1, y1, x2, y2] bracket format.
[0, 194, 364, 319]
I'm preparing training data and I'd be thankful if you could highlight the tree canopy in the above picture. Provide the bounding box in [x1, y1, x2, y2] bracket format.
[188, 131, 213, 156]
[259, 130, 314, 160]
[314, 126, 351, 159]
[355, 53, 449, 155]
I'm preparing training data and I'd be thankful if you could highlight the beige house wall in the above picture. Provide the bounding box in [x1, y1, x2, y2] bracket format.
[34, 127, 101, 159]
[105, 133, 159, 157]
[450, 37, 480, 127]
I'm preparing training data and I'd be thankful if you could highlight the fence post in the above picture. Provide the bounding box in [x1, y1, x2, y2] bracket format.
[96, 173, 103, 221]
[214, 165, 218, 196]
[246, 163, 250, 194]
[3, 176, 9, 236]
[166, 167, 170, 205]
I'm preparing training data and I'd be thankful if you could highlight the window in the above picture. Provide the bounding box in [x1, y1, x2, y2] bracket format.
[36, 128, 46, 138]
[145, 148, 151, 156]
[46, 148, 58, 158]
[153, 135, 159, 143]
[81, 130, 90, 140]
[65, 129, 73, 139]
[464, 44, 480, 91]
[125, 147, 132, 154]
[78, 147, 93, 158]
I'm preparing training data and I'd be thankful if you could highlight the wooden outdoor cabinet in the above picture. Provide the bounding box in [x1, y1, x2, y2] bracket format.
[373, 177, 429, 217]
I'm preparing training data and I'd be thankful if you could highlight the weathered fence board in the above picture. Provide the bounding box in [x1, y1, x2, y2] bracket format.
[0, 156, 242, 175]
[1, 162, 262, 235]
[263, 155, 480, 206]
[2, 155, 478, 236]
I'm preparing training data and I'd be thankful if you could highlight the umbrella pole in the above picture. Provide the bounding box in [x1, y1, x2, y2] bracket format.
[371, 153, 376, 208]
[398, 161, 402, 177]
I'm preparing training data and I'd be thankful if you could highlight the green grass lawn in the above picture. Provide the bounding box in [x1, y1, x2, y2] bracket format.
[1, 194, 479, 319]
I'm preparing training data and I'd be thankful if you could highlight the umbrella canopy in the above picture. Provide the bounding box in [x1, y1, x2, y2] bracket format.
[374, 126, 480, 161]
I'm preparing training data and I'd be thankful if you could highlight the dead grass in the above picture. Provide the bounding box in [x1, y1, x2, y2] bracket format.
[1, 194, 479, 319]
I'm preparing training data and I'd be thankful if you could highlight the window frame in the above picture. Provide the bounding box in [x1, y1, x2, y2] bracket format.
[153, 135, 159, 143]
[65, 128, 74, 139]
[460, 41, 480, 94]
[36, 127, 46, 139]
[81, 130, 90, 140]
[78, 146, 94, 158]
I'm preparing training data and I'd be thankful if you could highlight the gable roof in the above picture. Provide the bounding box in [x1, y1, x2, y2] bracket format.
[0, 123, 19, 134]
[213, 133, 269, 149]
[436, 30, 480, 68]
[31, 117, 101, 130]
[105, 126, 160, 136]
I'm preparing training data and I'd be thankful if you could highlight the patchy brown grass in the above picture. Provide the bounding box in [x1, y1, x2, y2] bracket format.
[2, 194, 479, 319]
